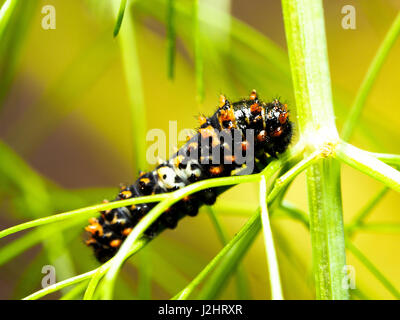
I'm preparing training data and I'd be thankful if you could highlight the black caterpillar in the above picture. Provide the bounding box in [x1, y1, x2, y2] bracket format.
[86, 90, 293, 262]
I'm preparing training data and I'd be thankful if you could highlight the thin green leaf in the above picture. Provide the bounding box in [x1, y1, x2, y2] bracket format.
[113, 0, 128, 37]
[336, 141, 400, 193]
[368, 152, 400, 167]
[112, 1, 147, 171]
[0, 217, 85, 267]
[259, 176, 283, 300]
[0, 194, 167, 240]
[341, 11, 400, 141]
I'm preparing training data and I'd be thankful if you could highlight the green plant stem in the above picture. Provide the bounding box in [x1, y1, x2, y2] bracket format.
[60, 281, 89, 300]
[83, 262, 111, 300]
[207, 206, 228, 244]
[112, 1, 147, 171]
[268, 148, 320, 202]
[368, 152, 400, 167]
[336, 141, 400, 193]
[282, 0, 348, 299]
[0, 194, 167, 240]
[259, 176, 283, 300]
[341, 11, 400, 141]
[113, 0, 128, 37]
[0, 217, 85, 266]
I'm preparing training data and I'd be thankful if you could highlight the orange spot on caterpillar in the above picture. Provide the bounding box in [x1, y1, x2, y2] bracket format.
[89, 217, 98, 224]
[86, 239, 96, 245]
[257, 130, 267, 142]
[250, 103, 261, 114]
[250, 89, 257, 100]
[199, 125, 220, 147]
[209, 165, 224, 175]
[122, 228, 133, 236]
[198, 115, 207, 126]
[279, 112, 288, 124]
[219, 108, 236, 129]
[85, 223, 104, 236]
[119, 190, 133, 199]
[271, 127, 282, 137]
[140, 178, 150, 184]
[110, 239, 122, 248]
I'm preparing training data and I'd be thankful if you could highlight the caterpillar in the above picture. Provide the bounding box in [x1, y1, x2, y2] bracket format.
[85, 90, 293, 262]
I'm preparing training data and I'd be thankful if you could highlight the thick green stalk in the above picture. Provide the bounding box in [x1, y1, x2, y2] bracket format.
[282, 0, 348, 299]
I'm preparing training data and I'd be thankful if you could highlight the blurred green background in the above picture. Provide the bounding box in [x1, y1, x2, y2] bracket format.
[0, 0, 399, 299]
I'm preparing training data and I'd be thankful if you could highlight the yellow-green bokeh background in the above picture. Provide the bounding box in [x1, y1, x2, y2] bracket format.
[0, 0, 399, 299]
